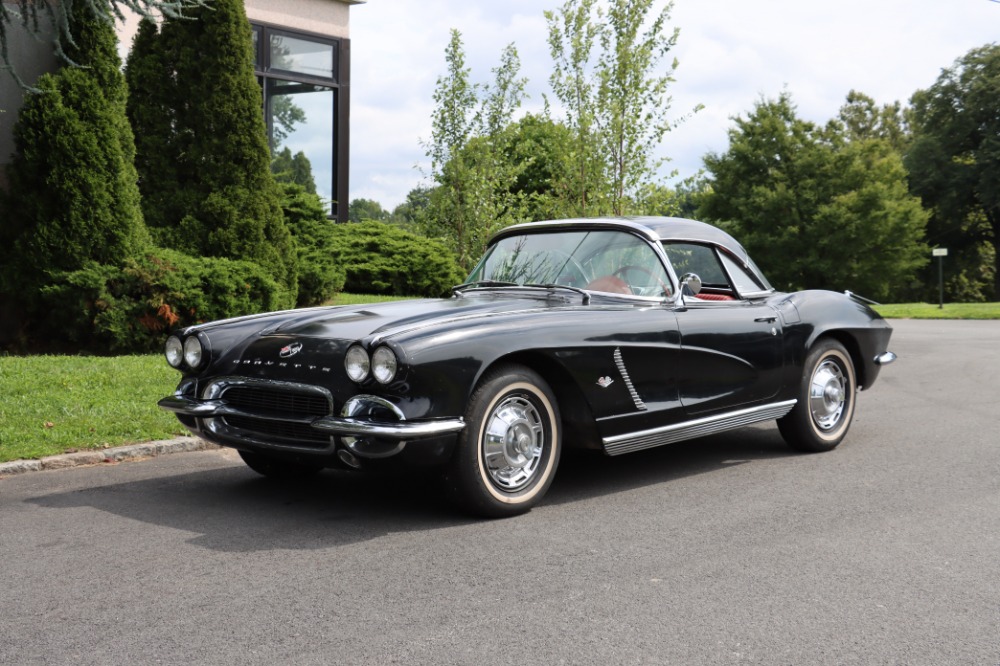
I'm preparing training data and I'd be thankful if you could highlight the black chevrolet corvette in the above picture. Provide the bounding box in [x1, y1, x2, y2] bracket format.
[160, 217, 896, 516]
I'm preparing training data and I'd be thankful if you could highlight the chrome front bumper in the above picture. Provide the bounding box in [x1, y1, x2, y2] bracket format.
[158, 394, 465, 442]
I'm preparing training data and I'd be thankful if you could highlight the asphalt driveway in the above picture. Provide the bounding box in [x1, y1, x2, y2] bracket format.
[1, 319, 998, 665]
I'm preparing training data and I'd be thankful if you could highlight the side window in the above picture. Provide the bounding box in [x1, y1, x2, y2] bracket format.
[719, 252, 767, 296]
[663, 243, 729, 287]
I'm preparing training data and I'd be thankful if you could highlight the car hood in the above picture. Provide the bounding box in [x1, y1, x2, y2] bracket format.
[259, 293, 567, 343]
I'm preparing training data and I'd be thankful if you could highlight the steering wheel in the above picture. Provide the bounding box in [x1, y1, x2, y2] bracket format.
[613, 265, 671, 297]
[547, 250, 589, 286]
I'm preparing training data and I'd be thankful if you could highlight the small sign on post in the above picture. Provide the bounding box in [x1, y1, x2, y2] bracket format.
[932, 248, 948, 309]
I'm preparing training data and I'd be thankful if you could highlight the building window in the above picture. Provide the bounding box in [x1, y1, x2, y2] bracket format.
[252, 24, 349, 221]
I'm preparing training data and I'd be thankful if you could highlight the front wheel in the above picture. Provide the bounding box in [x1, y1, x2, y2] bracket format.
[778, 339, 857, 453]
[444, 365, 561, 518]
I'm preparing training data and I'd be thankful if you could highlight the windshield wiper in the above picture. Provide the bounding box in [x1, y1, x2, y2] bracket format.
[452, 280, 519, 293]
[523, 283, 591, 305]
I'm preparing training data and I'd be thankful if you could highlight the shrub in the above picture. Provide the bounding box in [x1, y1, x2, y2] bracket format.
[327, 221, 465, 297]
[280, 183, 346, 306]
[38, 248, 286, 353]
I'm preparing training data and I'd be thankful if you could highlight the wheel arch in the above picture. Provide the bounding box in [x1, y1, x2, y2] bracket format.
[477, 350, 602, 451]
[807, 329, 870, 390]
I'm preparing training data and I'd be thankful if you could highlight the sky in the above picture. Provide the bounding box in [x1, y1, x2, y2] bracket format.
[349, 0, 1000, 210]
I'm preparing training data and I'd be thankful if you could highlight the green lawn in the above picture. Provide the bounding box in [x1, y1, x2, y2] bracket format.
[0, 355, 185, 463]
[872, 302, 1000, 319]
[2, 295, 997, 464]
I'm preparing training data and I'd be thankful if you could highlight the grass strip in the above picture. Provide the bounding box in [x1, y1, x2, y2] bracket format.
[873, 302, 1000, 320]
[0, 355, 185, 463]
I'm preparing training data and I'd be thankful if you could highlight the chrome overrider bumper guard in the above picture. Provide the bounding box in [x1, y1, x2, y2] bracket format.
[157, 394, 466, 441]
[875, 351, 897, 366]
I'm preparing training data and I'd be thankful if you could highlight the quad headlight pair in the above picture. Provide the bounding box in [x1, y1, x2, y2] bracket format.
[165, 335, 206, 370]
[345, 345, 397, 384]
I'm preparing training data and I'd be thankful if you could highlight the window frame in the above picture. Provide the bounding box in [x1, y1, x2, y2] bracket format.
[251, 21, 350, 222]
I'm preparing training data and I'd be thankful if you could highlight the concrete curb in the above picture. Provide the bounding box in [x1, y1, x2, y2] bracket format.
[0, 437, 220, 478]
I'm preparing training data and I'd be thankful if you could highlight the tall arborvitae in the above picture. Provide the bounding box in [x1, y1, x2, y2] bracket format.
[125, 17, 179, 233]
[0, 4, 147, 298]
[125, 0, 297, 303]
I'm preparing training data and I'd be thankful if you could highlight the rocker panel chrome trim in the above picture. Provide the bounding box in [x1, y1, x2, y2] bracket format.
[602, 399, 797, 456]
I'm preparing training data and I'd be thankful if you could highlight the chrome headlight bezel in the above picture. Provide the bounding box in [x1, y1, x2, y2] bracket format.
[165, 335, 184, 368]
[371, 346, 398, 384]
[345, 345, 371, 383]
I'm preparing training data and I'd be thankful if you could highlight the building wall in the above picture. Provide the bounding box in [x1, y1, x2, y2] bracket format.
[246, 0, 352, 38]
[0, 6, 59, 189]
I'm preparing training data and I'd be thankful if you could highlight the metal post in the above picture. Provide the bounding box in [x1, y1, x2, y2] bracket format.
[938, 255, 944, 309]
[932, 248, 948, 309]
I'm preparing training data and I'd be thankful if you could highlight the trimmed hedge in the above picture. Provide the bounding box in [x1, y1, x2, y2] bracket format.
[328, 221, 465, 297]
[39, 248, 287, 353]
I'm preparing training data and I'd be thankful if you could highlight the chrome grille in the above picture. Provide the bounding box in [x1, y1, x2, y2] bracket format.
[202, 377, 336, 450]
[222, 386, 330, 418]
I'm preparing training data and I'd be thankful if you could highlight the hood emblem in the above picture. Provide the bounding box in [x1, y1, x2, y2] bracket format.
[279, 342, 304, 359]
[597, 376, 615, 388]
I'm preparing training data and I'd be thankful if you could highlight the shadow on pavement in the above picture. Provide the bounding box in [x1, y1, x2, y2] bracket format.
[27, 424, 793, 551]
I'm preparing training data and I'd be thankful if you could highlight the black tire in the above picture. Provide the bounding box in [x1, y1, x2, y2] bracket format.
[778, 339, 857, 452]
[444, 365, 561, 518]
[238, 450, 324, 479]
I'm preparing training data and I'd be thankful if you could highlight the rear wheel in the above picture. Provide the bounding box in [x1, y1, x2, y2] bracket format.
[445, 365, 561, 518]
[778, 339, 857, 452]
[238, 450, 324, 479]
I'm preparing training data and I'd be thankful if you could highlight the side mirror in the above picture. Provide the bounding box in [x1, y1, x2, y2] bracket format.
[680, 273, 702, 296]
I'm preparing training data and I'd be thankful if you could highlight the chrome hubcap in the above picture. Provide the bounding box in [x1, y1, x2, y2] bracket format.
[809, 359, 847, 431]
[482, 395, 544, 491]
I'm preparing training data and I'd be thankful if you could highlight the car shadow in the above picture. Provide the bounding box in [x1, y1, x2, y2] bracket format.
[27, 424, 794, 552]
[545, 422, 791, 506]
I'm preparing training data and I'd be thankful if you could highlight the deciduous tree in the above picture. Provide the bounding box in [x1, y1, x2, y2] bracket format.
[545, 0, 693, 216]
[699, 93, 927, 302]
[906, 44, 1000, 301]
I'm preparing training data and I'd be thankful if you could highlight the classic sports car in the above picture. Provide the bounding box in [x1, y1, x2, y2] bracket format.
[159, 216, 895, 517]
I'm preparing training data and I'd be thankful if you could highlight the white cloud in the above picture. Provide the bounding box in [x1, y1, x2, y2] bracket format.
[349, 0, 999, 209]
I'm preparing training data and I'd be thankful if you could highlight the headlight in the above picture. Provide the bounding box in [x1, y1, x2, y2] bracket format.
[165, 336, 183, 368]
[183, 336, 204, 369]
[372, 346, 398, 384]
[345, 345, 370, 382]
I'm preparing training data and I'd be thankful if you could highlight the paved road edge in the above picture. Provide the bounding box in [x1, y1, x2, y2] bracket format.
[0, 437, 220, 477]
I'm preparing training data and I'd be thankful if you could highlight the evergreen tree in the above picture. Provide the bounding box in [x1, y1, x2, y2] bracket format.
[125, 17, 179, 232]
[0, 4, 147, 299]
[125, 0, 297, 304]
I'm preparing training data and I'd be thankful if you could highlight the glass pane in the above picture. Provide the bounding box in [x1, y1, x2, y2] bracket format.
[268, 82, 335, 214]
[663, 243, 728, 287]
[468, 230, 671, 297]
[719, 252, 766, 296]
[269, 33, 335, 79]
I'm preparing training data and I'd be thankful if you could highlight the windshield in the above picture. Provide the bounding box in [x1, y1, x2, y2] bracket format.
[466, 230, 672, 298]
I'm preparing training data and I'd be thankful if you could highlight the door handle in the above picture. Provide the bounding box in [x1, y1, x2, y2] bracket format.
[754, 316, 777, 323]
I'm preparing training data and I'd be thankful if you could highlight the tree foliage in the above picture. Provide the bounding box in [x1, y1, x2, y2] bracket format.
[545, 0, 691, 216]
[906, 43, 1000, 301]
[0, 4, 147, 302]
[0, 0, 209, 88]
[349, 198, 391, 223]
[422, 30, 528, 270]
[698, 93, 928, 302]
[125, 0, 297, 305]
